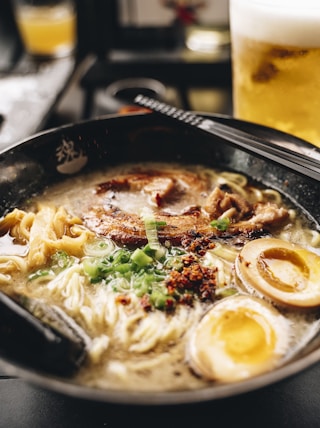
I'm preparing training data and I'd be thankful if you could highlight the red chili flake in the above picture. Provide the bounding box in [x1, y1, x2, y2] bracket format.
[181, 254, 197, 266]
[115, 294, 131, 305]
[140, 294, 152, 311]
[182, 235, 216, 255]
[179, 293, 194, 306]
[155, 192, 162, 207]
[165, 298, 175, 311]
[165, 259, 217, 304]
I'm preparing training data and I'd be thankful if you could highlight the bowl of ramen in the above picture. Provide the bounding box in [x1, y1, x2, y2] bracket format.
[1, 111, 320, 405]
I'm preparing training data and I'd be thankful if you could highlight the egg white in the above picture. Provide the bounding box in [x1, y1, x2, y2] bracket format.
[188, 295, 291, 383]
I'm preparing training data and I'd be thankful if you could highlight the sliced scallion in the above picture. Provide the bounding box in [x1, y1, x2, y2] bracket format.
[84, 238, 115, 257]
[210, 217, 230, 231]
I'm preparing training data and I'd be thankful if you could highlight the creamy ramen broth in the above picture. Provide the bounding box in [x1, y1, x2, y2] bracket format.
[1, 162, 320, 392]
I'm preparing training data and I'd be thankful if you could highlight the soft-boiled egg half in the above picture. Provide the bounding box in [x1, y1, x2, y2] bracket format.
[188, 295, 291, 383]
[236, 238, 320, 308]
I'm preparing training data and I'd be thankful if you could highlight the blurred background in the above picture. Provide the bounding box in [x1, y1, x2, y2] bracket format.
[0, 0, 232, 147]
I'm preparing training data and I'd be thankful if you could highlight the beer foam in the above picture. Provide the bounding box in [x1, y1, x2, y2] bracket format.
[230, 0, 320, 47]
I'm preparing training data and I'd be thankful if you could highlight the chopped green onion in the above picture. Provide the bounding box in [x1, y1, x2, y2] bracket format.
[164, 256, 184, 271]
[114, 263, 132, 274]
[110, 277, 130, 292]
[83, 258, 103, 280]
[133, 272, 156, 296]
[51, 250, 75, 273]
[28, 269, 53, 281]
[131, 248, 153, 267]
[142, 214, 166, 260]
[28, 250, 74, 281]
[84, 238, 115, 257]
[150, 288, 175, 310]
[210, 217, 230, 231]
[144, 217, 161, 249]
[155, 221, 167, 228]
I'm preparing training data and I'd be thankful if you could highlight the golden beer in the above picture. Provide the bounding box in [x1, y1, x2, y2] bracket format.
[230, 0, 320, 147]
[15, 2, 76, 58]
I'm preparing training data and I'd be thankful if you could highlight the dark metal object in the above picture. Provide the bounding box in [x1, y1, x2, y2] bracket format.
[135, 95, 320, 181]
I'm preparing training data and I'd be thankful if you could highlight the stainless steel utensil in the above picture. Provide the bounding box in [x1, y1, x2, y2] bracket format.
[134, 94, 320, 181]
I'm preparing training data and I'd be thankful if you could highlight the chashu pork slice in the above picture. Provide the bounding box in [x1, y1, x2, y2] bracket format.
[81, 168, 290, 247]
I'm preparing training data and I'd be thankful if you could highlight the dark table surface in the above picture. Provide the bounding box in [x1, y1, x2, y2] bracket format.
[0, 55, 75, 151]
[1, 360, 320, 428]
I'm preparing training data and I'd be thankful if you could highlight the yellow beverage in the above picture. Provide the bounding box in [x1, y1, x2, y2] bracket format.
[16, 4, 76, 57]
[230, 0, 320, 148]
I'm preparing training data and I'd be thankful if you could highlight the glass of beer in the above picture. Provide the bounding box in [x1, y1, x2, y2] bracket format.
[13, 0, 76, 58]
[229, 0, 320, 147]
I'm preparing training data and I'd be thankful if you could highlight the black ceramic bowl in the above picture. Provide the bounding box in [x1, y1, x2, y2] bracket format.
[1, 112, 320, 405]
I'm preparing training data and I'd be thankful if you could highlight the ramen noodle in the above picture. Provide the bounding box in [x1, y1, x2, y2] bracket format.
[1, 162, 320, 391]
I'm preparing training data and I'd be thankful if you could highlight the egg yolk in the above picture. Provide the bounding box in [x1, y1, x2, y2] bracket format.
[216, 309, 276, 365]
[188, 295, 290, 382]
[257, 248, 310, 293]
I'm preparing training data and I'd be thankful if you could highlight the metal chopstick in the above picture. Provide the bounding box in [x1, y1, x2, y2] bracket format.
[134, 94, 320, 182]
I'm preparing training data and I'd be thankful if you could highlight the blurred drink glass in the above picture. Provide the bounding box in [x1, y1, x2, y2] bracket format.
[229, 0, 320, 147]
[13, 0, 76, 58]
